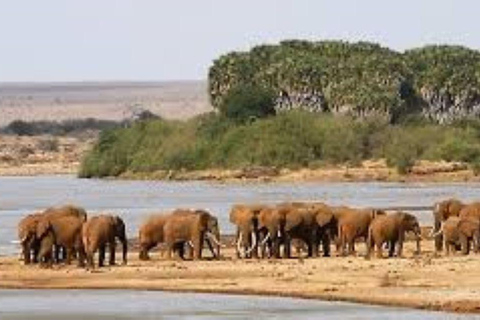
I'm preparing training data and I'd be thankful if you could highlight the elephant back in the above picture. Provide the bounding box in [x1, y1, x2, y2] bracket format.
[139, 213, 171, 243]
[459, 203, 480, 221]
[43, 205, 88, 221]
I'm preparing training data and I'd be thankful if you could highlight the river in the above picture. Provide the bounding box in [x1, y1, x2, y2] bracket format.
[2, 175, 480, 255]
[2, 175, 480, 319]
[0, 289, 478, 319]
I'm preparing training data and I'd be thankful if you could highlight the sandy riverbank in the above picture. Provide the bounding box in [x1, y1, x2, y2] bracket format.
[1, 240, 480, 314]
[119, 159, 480, 183]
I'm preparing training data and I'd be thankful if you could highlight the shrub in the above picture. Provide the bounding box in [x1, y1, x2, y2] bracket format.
[219, 84, 276, 123]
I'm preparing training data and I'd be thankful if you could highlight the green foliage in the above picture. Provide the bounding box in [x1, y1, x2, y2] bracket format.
[209, 40, 480, 122]
[219, 84, 276, 123]
[80, 112, 480, 178]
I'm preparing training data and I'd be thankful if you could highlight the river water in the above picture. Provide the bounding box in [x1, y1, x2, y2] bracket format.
[0, 289, 478, 320]
[2, 175, 480, 255]
[1, 175, 480, 319]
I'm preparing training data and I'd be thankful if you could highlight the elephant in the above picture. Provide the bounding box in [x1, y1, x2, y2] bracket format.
[42, 204, 88, 262]
[229, 204, 266, 259]
[257, 206, 284, 258]
[43, 204, 88, 221]
[432, 198, 465, 251]
[334, 207, 386, 256]
[163, 209, 221, 260]
[311, 202, 337, 257]
[459, 203, 480, 221]
[434, 216, 480, 255]
[36, 214, 86, 267]
[17, 212, 43, 264]
[257, 202, 335, 259]
[138, 213, 171, 260]
[82, 214, 127, 268]
[366, 211, 421, 258]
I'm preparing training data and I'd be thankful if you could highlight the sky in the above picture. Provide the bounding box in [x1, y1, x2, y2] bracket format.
[0, 0, 478, 82]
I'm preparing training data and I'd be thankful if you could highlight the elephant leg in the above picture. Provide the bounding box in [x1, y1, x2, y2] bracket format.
[322, 232, 331, 257]
[22, 243, 31, 265]
[98, 245, 106, 267]
[434, 219, 443, 252]
[166, 242, 174, 260]
[142, 242, 158, 260]
[460, 235, 469, 255]
[65, 247, 73, 265]
[283, 234, 291, 259]
[193, 236, 203, 260]
[109, 241, 117, 265]
[375, 241, 383, 259]
[76, 246, 86, 268]
[32, 242, 40, 264]
[388, 240, 396, 258]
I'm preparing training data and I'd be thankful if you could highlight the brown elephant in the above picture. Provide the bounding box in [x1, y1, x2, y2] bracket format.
[367, 211, 421, 258]
[432, 198, 465, 251]
[82, 214, 127, 268]
[229, 204, 266, 259]
[282, 204, 320, 258]
[257, 202, 335, 259]
[42, 204, 88, 262]
[459, 203, 480, 220]
[138, 213, 171, 260]
[163, 209, 221, 260]
[17, 212, 43, 264]
[43, 204, 88, 221]
[257, 206, 284, 258]
[36, 215, 85, 267]
[434, 216, 480, 255]
[335, 207, 386, 256]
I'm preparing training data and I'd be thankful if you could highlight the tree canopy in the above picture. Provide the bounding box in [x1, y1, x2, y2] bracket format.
[209, 40, 480, 123]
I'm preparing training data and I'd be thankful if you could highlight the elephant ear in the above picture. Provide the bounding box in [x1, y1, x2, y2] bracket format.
[36, 219, 51, 239]
[285, 208, 303, 231]
[448, 200, 463, 217]
[315, 207, 334, 227]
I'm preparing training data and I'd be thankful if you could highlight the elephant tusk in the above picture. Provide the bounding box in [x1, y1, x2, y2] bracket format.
[11, 239, 21, 244]
[259, 232, 271, 247]
[430, 222, 444, 238]
[187, 241, 194, 248]
[236, 232, 244, 258]
[206, 232, 225, 248]
[245, 231, 257, 256]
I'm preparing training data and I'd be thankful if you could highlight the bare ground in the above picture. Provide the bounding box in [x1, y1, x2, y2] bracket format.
[1, 241, 480, 314]
[0, 135, 92, 176]
[0, 81, 211, 126]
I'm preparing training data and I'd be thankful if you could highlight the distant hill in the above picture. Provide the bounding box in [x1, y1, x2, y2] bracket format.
[0, 81, 212, 126]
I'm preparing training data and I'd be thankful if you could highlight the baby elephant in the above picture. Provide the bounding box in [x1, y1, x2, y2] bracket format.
[435, 216, 480, 255]
[82, 214, 127, 268]
[367, 211, 421, 258]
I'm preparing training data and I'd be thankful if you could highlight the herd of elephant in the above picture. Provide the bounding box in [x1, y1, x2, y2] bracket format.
[15, 198, 479, 269]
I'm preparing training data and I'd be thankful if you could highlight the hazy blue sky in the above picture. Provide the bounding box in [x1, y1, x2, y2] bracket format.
[0, 0, 477, 82]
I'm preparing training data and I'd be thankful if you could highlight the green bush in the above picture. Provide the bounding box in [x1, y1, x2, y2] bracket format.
[79, 111, 480, 178]
[219, 84, 276, 123]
